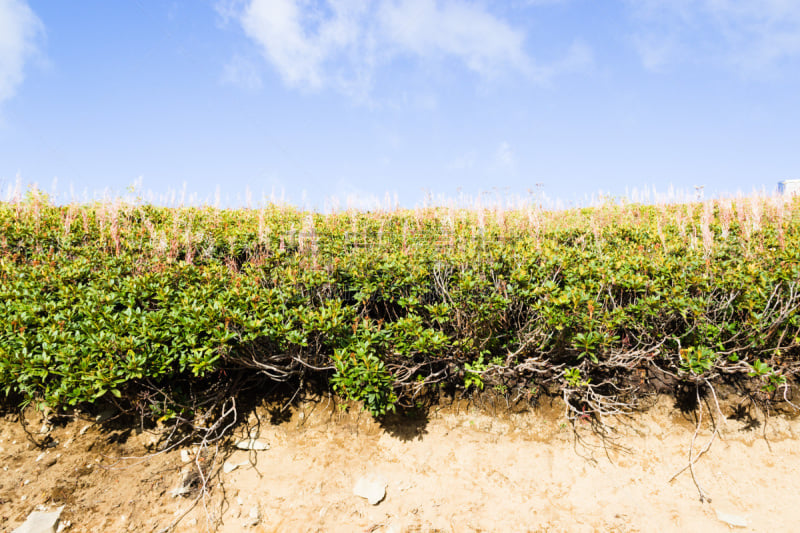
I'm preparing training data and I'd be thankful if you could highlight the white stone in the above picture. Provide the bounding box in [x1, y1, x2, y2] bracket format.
[353, 475, 387, 505]
[234, 439, 269, 451]
[716, 510, 748, 528]
[223, 461, 247, 473]
[169, 485, 191, 498]
[241, 505, 261, 527]
[12, 506, 63, 533]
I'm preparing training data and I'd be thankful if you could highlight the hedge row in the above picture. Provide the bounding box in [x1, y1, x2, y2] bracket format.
[1, 192, 799, 418]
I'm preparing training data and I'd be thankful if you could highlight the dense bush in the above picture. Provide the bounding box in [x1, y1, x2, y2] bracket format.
[1, 190, 799, 419]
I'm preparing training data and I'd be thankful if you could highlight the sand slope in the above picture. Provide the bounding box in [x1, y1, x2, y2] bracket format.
[1, 396, 798, 532]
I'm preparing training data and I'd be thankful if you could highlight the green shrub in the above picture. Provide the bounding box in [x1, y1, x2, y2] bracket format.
[1, 192, 799, 420]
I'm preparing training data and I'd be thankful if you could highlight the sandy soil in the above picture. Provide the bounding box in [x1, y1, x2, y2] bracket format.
[1, 394, 799, 532]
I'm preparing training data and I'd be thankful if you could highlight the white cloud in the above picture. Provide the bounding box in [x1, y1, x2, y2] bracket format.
[221, 54, 263, 89]
[215, 0, 248, 25]
[377, 0, 529, 79]
[0, 0, 43, 105]
[628, 0, 800, 72]
[225, 0, 588, 98]
[238, 0, 376, 92]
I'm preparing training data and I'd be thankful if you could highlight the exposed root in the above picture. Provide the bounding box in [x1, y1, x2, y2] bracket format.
[101, 396, 240, 532]
[668, 380, 722, 503]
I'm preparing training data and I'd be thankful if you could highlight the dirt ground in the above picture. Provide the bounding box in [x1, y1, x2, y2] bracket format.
[1, 393, 799, 533]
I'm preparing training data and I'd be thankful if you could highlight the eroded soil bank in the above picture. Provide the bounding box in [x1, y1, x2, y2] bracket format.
[1, 394, 799, 532]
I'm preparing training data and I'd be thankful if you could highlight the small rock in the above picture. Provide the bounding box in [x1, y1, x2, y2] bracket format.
[180, 449, 192, 463]
[170, 468, 199, 498]
[169, 486, 192, 498]
[353, 475, 387, 505]
[223, 461, 246, 473]
[146, 433, 161, 448]
[234, 439, 269, 451]
[169, 486, 191, 498]
[12, 506, 63, 533]
[242, 505, 261, 527]
[78, 425, 91, 436]
[716, 510, 748, 528]
[95, 408, 116, 424]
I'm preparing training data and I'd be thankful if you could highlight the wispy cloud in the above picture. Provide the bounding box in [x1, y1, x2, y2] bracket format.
[221, 54, 263, 90]
[377, 0, 529, 79]
[0, 0, 43, 106]
[628, 0, 800, 73]
[222, 0, 590, 100]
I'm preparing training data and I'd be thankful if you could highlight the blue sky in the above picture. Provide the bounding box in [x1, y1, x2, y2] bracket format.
[1, 0, 799, 209]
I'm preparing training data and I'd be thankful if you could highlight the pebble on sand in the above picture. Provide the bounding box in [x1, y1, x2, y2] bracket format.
[353, 475, 387, 505]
